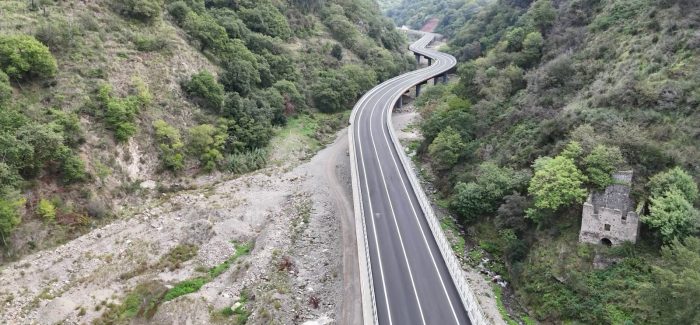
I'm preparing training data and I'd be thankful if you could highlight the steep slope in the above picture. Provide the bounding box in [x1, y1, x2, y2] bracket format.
[0, 0, 410, 262]
[382, 0, 492, 34]
[408, 0, 699, 323]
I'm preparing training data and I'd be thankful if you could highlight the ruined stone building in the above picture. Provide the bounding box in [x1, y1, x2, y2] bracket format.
[579, 171, 640, 246]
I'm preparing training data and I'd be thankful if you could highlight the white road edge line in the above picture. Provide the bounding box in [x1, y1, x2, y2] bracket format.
[355, 84, 394, 325]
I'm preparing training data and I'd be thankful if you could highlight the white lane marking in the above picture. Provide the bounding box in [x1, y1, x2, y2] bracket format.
[368, 93, 427, 325]
[355, 83, 394, 325]
[380, 93, 462, 324]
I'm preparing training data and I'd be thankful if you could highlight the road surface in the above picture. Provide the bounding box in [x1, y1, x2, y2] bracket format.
[350, 33, 470, 324]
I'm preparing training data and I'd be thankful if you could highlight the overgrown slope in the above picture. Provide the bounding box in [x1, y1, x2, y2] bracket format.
[0, 0, 410, 262]
[411, 0, 699, 323]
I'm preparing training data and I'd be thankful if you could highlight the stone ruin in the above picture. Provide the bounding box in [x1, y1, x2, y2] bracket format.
[579, 171, 640, 246]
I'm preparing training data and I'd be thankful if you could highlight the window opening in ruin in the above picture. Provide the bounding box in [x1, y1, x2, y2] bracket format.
[604, 224, 611, 231]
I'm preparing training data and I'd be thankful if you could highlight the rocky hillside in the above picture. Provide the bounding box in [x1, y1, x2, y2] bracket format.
[407, 0, 699, 323]
[0, 0, 411, 262]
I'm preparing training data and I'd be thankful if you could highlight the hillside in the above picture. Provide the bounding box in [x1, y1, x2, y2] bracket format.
[383, 0, 492, 33]
[408, 0, 699, 323]
[0, 0, 410, 262]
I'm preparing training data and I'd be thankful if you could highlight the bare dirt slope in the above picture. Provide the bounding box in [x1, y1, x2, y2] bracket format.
[0, 129, 358, 325]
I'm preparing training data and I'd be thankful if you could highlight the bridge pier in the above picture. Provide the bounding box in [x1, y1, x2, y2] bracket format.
[416, 81, 427, 98]
[442, 73, 448, 83]
[414, 53, 421, 64]
[395, 95, 403, 109]
[427, 57, 432, 66]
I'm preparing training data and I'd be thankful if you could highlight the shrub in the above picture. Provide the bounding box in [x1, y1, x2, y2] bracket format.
[35, 19, 83, 51]
[36, 199, 56, 222]
[112, 0, 163, 23]
[0, 35, 57, 80]
[132, 33, 170, 52]
[97, 82, 150, 142]
[167, 1, 191, 25]
[0, 69, 11, 104]
[163, 277, 207, 301]
[583, 144, 625, 189]
[188, 124, 226, 172]
[429, 126, 466, 171]
[59, 151, 88, 184]
[152, 120, 184, 171]
[0, 196, 24, 245]
[182, 71, 224, 112]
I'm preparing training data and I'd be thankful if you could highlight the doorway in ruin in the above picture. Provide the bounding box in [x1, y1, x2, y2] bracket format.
[600, 238, 612, 246]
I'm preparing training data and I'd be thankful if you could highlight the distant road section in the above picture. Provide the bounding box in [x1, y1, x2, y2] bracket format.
[348, 33, 472, 324]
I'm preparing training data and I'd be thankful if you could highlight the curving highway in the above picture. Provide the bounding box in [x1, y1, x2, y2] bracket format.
[349, 33, 470, 324]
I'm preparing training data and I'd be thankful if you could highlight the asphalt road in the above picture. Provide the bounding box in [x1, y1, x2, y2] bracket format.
[350, 33, 470, 324]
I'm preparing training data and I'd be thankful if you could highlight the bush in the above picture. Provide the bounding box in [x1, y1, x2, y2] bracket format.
[36, 198, 56, 222]
[0, 35, 57, 80]
[112, 0, 163, 23]
[583, 144, 625, 189]
[643, 189, 699, 243]
[167, 1, 191, 25]
[59, 150, 88, 184]
[152, 120, 184, 171]
[97, 82, 150, 142]
[188, 124, 226, 172]
[648, 167, 698, 203]
[182, 71, 224, 112]
[0, 196, 24, 245]
[429, 127, 466, 171]
[35, 19, 83, 51]
[0, 70, 11, 104]
[132, 33, 170, 52]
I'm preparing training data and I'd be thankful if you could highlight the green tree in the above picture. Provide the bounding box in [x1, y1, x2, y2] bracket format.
[643, 237, 700, 324]
[182, 71, 224, 113]
[428, 126, 466, 171]
[527, 0, 556, 32]
[0, 196, 24, 246]
[527, 155, 588, 221]
[331, 43, 343, 60]
[238, 3, 291, 39]
[520, 31, 543, 67]
[642, 189, 699, 243]
[36, 198, 56, 222]
[188, 124, 226, 172]
[0, 69, 11, 104]
[153, 120, 184, 171]
[648, 167, 699, 203]
[584, 144, 625, 189]
[0, 35, 57, 80]
[451, 162, 530, 223]
[182, 12, 228, 52]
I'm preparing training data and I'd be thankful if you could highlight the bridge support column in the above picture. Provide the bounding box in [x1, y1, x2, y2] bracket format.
[427, 57, 432, 66]
[433, 76, 439, 85]
[395, 95, 403, 109]
[416, 84, 422, 98]
[442, 74, 448, 83]
[414, 53, 421, 64]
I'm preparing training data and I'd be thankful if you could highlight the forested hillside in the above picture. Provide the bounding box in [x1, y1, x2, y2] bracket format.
[382, 0, 491, 33]
[413, 0, 700, 323]
[0, 0, 409, 261]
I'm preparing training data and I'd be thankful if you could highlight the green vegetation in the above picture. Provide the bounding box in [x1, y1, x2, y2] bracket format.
[182, 71, 225, 113]
[0, 35, 57, 80]
[111, 0, 163, 23]
[152, 120, 185, 171]
[96, 81, 151, 142]
[409, 0, 700, 322]
[36, 199, 56, 222]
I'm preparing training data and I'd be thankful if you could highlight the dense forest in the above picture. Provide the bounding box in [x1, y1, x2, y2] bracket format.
[0, 0, 410, 260]
[406, 0, 699, 323]
[383, 0, 491, 33]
